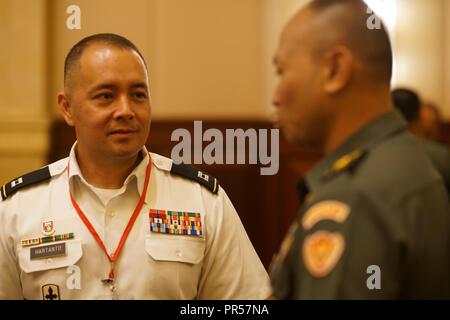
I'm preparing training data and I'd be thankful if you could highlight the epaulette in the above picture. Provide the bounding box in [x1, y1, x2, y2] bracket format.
[322, 149, 367, 180]
[170, 163, 219, 194]
[1, 167, 51, 201]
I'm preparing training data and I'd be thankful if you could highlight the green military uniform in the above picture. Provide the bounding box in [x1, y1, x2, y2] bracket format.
[270, 111, 450, 299]
[423, 140, 450, 198]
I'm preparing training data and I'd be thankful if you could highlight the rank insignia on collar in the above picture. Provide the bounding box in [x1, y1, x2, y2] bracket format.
[42, 221, 55, 236]
[149, 209, 203, 236]
[323, 149, 367, 179]
[303, 230, 345, 278]
[42, 284, 60, 300]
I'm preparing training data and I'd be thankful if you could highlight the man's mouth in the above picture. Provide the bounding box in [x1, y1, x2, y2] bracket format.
[271, 112, 281, 128]
[109, 129, 138, 137]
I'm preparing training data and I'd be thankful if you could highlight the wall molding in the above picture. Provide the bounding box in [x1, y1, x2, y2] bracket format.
[0, 117, 49, 156]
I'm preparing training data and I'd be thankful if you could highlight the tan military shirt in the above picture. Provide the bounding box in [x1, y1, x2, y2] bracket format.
[0, 144, 271, 300]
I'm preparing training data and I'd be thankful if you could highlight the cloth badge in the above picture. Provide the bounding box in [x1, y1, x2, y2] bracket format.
[149, 209, 203, 236]
[302, 200, 350, 230]
[42, 284, 61, 300]
[303, 230, 345, 278]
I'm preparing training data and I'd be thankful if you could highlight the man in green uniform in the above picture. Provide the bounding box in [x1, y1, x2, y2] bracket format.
[270, 0, 450, 299]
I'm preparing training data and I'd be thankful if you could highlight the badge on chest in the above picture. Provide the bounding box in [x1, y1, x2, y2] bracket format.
[149, 209, 203, 236]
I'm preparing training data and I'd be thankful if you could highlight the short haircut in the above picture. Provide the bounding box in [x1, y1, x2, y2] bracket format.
[64, 33, 147, 87]
[391, 88, 421, 123]
[309, 0, 393, 84]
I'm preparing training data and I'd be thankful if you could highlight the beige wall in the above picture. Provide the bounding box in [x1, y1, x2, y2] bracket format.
[1, 0, 450, 185]
[393, 0, 449, 118]
[48, 0, 157, 117]
[49, 0, 270, 120]
[445, 0, 450, 118]
[0, 0, 49, 185]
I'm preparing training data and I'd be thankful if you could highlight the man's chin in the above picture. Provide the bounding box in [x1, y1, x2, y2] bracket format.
[109, 145, 143, 161]
[282, 129, 316, 149]
[281, 127, 300, 145]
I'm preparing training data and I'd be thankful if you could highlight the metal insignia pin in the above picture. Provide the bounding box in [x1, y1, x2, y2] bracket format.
[42, 221, 55, 236]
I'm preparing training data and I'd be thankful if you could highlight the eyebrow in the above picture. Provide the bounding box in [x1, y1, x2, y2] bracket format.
[130, 82, 149, 91]
[88, 82, 149, 95]
[88, 83, 117, 95]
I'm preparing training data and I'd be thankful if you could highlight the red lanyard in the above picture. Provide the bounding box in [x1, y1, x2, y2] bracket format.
[67, 156, 151, 281]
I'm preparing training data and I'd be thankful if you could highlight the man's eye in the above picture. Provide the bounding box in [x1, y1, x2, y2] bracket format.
[133, 92, 148, 99]
[95, 93, 114, 100]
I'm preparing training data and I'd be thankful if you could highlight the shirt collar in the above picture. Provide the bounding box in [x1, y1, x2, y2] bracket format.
[68, 142, 151, 201]
[305, 110, 407, 192]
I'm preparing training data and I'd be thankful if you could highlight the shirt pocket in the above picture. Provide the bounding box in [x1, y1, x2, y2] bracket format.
[17, 240, 83, 274]
[145, 234, 205, 264]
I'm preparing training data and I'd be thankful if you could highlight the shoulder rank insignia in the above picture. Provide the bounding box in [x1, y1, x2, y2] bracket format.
[170, 163, 219, 194]
[323, 149, 366, 180]
[1, 166, 51, 200]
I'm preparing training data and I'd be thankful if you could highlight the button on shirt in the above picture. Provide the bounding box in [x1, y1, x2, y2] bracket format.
[0, 144, 271, 300]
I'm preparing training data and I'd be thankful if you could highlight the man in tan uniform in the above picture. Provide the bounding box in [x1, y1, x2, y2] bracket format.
[0, 33, 271, 300]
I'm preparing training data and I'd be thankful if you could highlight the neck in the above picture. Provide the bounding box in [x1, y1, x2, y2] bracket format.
[323, 91, 392, 154]
[75, 147, 143, 189]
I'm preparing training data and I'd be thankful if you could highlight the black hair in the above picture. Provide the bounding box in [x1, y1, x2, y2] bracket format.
[64, 33, 147, 87]
[391, 88, 421, 123]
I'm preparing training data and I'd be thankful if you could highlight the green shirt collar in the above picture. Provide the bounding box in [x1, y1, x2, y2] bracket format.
[305, 110, 408, 192]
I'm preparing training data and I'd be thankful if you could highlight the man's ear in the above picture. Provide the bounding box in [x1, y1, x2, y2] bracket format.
[322, 46, 353, 94]
[57, 92, 75, 127]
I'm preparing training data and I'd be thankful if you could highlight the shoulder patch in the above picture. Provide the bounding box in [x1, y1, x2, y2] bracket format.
[170, 163, 219, 194]
[323, 149, 367, 180]
[303, 230, 345, 278]
[302, 200, 350, 230]
[1, 166, 51, 200]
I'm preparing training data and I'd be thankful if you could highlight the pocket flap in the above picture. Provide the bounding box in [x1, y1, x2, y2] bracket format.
[18, 240, 83, 273]
[145, 235, 205, 264]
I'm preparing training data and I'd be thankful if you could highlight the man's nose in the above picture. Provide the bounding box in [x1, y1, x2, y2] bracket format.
[114, 95, 135, 119]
